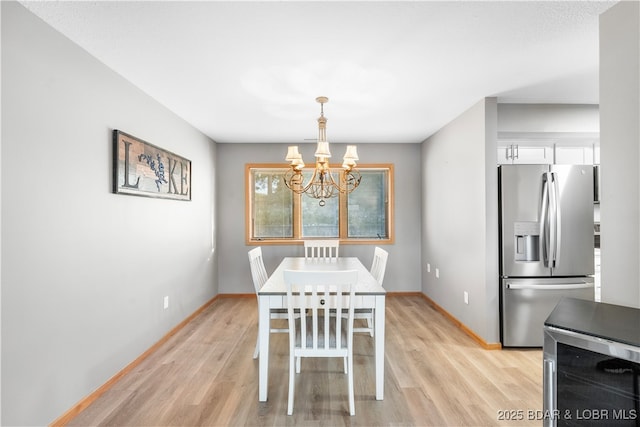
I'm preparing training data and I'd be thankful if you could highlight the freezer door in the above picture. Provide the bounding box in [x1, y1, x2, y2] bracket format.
[501, 277, 594, 347]
[499, 165, 551, 277]
[550, 165, 595, 276]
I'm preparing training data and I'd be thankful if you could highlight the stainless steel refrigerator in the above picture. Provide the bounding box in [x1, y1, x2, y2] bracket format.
[499, 164, 594, 347]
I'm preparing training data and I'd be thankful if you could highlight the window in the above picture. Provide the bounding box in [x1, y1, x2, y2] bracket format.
[246, 164, 394, 244]
[250, 169, 293, 239]
[347, 170, 388, 239]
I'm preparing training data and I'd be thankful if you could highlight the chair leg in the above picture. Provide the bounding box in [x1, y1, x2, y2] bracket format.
[296, 356, 301, 374]
[343, 356, 347, 374]
[347, 354, 355, 416]
[253, 334, 259, 359]
[368, 309, 374, 338]
[288, 353, 295, 415]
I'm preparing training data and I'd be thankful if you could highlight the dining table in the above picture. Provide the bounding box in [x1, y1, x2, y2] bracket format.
[257, 256, 387, 402]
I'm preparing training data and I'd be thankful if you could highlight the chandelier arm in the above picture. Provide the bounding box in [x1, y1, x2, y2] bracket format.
[323, 170, 340, 196]
[340, 169, 362, 193]
[284, 167, 327, 195]
[283, 169, 298, 192]
[284, 169, 307, 194]
[301, 168, 321, 194]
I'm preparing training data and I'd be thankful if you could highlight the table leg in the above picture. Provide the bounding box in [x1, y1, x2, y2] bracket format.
[374, 295, 385, 400]
[258, 296, 270, 401]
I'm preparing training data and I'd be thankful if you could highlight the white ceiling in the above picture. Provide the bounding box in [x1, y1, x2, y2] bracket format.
[20, 1, 617, 144]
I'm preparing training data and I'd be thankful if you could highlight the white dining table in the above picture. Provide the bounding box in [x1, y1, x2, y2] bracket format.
[258, 256, 386, 402]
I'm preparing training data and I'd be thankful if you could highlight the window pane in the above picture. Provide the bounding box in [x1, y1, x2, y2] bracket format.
[301, 171, 339, 237]
[252, 170, 293, 238]
[348, 170, 388, 238]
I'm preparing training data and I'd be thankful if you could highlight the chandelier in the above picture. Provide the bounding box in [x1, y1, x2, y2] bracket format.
[284, 96, 361, 206]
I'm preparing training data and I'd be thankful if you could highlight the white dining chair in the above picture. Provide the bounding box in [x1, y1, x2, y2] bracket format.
[284, 269, 358, 416]
[303, 239, 339, 261]
[248, 247, 288, 359]
[354, 246, 388, 337]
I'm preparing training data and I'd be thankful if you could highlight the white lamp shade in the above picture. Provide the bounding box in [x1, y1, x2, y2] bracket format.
[292, 158, 305, 170]
[343, 145, 359, 161]
[285, 146, 302, 161]
[342, 158, 357, 169]
[314, 141, 332, 158]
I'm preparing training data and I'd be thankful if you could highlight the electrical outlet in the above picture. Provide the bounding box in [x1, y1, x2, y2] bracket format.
[163, 296, 169, 309]
[464, 291, 469, 305]
[427, 263, 431, 273]
[435, 268, 440, 278]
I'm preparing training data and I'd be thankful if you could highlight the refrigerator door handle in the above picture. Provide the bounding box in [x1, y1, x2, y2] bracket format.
[540, 173, 550, 267]
[506, 282, 593, 290]
[551, 172, 562, 269]
[548, 172, 558, 268]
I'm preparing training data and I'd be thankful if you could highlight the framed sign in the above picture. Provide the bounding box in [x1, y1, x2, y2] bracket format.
[113, 130, 191, 201]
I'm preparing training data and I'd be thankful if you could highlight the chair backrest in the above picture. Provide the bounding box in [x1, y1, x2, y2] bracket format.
[284, 270, 357, 353]
[248, 247, 269, 294]
[303, 240, 339, 261]
[370, 247, 388, 286]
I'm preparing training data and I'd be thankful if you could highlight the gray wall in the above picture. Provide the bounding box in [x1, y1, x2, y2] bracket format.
[1, 3, 218, 425]
[497, 103, 599, 133]
[216, 142, 423, 294]
[421, 100, 601, 345]
[421, 98, 500, 344]
[599, 1, 640, 308]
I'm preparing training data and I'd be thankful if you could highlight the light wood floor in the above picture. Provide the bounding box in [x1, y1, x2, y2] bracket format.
[67, 295, 542, 426]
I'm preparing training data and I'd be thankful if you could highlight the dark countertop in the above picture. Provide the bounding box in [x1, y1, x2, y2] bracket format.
[545, 297, 640, 348]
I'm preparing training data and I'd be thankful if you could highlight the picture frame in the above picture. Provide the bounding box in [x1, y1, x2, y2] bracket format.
[112, 130, 191, 201]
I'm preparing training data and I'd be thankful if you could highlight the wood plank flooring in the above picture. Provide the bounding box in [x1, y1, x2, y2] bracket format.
[66, 295, 542, 426]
